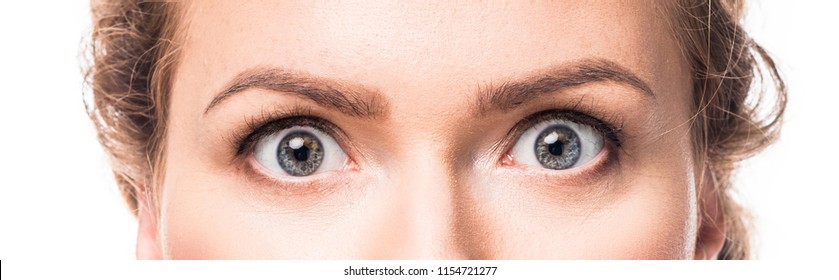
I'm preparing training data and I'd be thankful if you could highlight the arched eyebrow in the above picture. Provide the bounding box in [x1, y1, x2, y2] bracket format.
[204, 67, 389, 119]
[474, 58, 655, 115]
[205, 59, 653, 118]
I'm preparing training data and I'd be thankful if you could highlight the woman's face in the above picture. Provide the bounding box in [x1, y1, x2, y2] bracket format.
[152, 0, 714, 259]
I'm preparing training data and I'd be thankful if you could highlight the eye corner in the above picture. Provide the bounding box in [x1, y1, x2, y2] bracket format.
[343, 158, 361, 172]
[499, 153, 516, 167]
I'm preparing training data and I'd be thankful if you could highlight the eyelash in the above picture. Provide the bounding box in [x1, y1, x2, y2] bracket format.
[229, 106, 343, 157]
[508, 110, 623, 149]
[229, 105, 625, 169]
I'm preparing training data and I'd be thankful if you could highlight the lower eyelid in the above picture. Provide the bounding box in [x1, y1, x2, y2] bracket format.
[242, 155, 347, 196]
[501, 144, 616, 186]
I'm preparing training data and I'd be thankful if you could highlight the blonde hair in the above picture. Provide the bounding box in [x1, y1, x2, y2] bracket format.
[666, 0, 787, 259]
[85, 0, 786, 259]
[86, 1, 182, 214]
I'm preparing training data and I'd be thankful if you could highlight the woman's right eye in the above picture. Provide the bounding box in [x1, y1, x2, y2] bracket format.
[508, 116, 606, 171]
[252, 125, 349, 177]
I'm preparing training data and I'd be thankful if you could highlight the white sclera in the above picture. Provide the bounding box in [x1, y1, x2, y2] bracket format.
[253, 126, 349, 176]
[511, 119, 604, 169]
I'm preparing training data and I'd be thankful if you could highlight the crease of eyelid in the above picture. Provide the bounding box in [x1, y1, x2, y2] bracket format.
[472, 58, 655, 117]
[205, 66, 391, 119]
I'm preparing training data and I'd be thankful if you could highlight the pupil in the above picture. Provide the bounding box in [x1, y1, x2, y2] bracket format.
[548, 141, 564, 156]
[293, 145, 310, 161]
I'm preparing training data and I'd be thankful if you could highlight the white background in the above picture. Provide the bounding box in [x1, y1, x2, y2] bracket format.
[0, 2, 837, 262]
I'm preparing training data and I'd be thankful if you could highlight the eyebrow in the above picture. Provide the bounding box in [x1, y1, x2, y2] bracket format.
[204, 67, 388, 118]
[206, 58, 653, 118]
[475, 58, 654, 114]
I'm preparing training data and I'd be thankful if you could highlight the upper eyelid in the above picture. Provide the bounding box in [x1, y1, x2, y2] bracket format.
[499, 110, 623, 156]
[542, 111, 623, 147]
[517, 111, 619, 140]
[237, 116, 345, 156]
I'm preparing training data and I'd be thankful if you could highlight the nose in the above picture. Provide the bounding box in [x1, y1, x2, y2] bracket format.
[362, 150, 468, 259]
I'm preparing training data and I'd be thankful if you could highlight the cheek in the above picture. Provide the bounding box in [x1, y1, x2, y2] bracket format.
[571, 178, 697, 259]
[157, 156, 264, 259]
[465, 176, 697, 259]
[466, 145, 698, 259]
[158, 176, 366, 259]
[157, 132, 383, 259]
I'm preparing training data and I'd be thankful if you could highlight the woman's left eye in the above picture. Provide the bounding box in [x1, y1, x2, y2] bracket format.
[252, 126, 349, 177]
[510, 118, 605, 170]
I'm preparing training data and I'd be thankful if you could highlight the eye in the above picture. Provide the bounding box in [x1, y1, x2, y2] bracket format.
[510, 118, 605, 170]
[252, 126, 349, 177]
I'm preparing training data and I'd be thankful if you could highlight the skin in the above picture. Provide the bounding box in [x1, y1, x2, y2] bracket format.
[137, 0, 726, 259]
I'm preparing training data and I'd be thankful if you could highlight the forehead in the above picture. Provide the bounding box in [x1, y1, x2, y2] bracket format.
[176, 0, 684, 105]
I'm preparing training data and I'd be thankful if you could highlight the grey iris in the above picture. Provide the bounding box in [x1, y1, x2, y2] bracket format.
[277, 131, 324, 176]
[534, 125, 581, 169]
